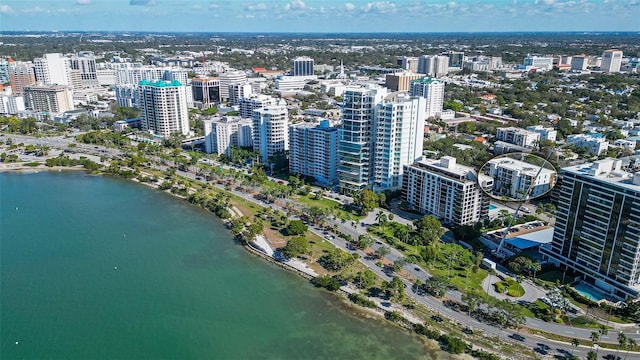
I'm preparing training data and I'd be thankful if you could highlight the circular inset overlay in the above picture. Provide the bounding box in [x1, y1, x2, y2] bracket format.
[477, 152, 558, 202]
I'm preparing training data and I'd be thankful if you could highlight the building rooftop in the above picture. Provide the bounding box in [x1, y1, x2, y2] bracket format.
[139, 79, 183, 87]
[488, 157, 556, 177]
[563, 158, 640, 191]
[411, 77, 442, 85]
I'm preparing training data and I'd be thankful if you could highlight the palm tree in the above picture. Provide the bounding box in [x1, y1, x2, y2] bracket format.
[571, 338, 580, 358]
[624, 337, 637, 360]
[616, 331, 628, 360]
[461, 293, 480, 329]
[375, 210, 387, 227]
[590, 331, 600, 354]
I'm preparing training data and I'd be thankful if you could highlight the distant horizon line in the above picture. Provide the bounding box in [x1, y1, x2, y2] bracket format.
[2, 30, 639, 35]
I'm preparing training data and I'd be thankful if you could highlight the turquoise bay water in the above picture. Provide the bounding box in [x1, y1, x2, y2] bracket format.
[1, 172, 428, 359]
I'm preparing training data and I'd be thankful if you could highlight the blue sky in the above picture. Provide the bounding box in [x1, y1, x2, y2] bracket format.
[1, 0, 638, 32]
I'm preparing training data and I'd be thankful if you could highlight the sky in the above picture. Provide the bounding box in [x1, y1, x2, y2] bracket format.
[0, 0, 639, 33]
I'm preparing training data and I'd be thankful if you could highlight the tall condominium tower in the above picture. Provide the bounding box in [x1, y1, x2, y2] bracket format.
[252, 106, 289, 164]
[238, 95, 281, 119]
[203, 116, 253, 156]
[33, 53, 71, 86]
[338, 85, 388, 192]
[219, 71, 246, 103]
[402, 157, 491, 226]
[372, 93, 426, 190]
[290, 56, 314, 76]
[417, 55, 449, 78]
[9, 63, 37, 94]
[289, 120, 339, 187]
[23, 84, 74, 114]
[601, 49, 623, 73]
[541, 158, 640, 299]
[70, 52, 98, 87]
[138, 80, 189, 137]
[191, 77, 220, 107]
[409, 77, 445, 119]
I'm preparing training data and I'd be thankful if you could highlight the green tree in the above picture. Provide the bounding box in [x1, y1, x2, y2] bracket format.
[414, 215, 444, 246]
[423, 275, 449, 298]
[281, 236, 310, 258]
[353, 269, 376, 289]
[571, 338, 580, 358]
[284, 220, 308, 236]
[353, 189, 378, 214]
[375, 245, 390, 259]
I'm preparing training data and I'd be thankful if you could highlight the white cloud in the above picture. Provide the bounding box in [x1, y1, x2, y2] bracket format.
[76, 0, 91, 5]
[344, 3, 355, 11]
[0, 5, 13, 14]
[130, 0, 157, 6]
[245, 3, 268, 11]
[192, 4, 202, 10]
[284, 0, 305, 11]
[209, 3, 220, 10]
[24, 6, 50, 14]
[363, 1, 397, 14]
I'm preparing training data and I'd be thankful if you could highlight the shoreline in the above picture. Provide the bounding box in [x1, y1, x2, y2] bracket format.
[0, 162, 518, 359]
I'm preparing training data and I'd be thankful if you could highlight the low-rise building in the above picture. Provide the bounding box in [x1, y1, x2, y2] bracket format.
[496, 127, 540, 147]
[486, 157, 557, 200]
[526, 125, 557, 142]
[566, 133, 609, 156]
[402, 156, 491, 226]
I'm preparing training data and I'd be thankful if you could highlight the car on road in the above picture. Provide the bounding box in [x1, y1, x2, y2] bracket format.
[509, 333, 525, 342]
[195, 177, 202, 180]
[414, 267, 421, 272]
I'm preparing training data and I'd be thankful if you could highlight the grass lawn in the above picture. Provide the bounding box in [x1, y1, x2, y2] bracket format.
[295, 195, 363, 221]
[427, 263, 488, 295]
[494, 278, 525, 297]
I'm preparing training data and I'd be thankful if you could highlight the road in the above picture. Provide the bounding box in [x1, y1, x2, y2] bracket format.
[5, 132, 639, 359]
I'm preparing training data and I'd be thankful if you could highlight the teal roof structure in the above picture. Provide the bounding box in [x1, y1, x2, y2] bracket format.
[138, 79, 183, 87]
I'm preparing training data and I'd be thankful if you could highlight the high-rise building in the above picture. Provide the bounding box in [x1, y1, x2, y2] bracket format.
[191, 77, 220, 107]
[400, 56, 419, 73]
[34, 53, 71, 86]
[447, 51, 465, 68]
[114, 85, 139, 108]
[385, 72, 424, 92]
[228, 82, 253, 106]
[289, 120, 339, 186]
[8, 63, 36, 94]
[409, 77, 444, 119]
[23, 84, 74, 114]
[0, 58, 9, 84]
[252, 106, 289, 164]
[0, 92, 26, 115]
[290, 56, 314, 76]
[203, 116, 253, 155]
[402, 157, 491, 226]
[138, 80, 189, 137]
[571, 55, 589, 71]
[417, 55, 449, 77]
[372, 94, 426, 190]
[238, 95, 281, 119]
[338, 85, 388, 192]
[219, 71, 247, 103]
[70, 52, 98, 87]
[521, 56, 554, 71]
[601, 49, 623, 73]
[542, 158, 640, 299]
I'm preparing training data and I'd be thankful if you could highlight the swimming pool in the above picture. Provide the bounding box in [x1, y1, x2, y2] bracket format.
[489, 204, 497, 210]
[573, 283, 607, 302]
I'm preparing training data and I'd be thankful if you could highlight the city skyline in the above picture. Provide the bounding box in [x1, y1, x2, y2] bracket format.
[0, 0, 639, 33]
